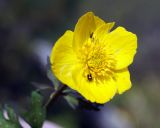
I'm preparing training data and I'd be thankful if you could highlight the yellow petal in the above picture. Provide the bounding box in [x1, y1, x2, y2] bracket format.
[50, 30, 77, 88]
[115, 68, 131, 94]
[72, 66, 117, 104]
[73, 12, 96, 51]
[94, 15, 105, 27]
[94, 14, 115, 29]
[106, 27, 137, 69]
[105, 22, 115, 31]
[94, 22, 115, 40]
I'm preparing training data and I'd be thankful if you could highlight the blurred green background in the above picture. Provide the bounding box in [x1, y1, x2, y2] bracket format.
[0, 0, 160, 128]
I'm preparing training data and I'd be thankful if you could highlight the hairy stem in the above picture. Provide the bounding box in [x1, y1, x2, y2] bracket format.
[44, 84, 67, 108]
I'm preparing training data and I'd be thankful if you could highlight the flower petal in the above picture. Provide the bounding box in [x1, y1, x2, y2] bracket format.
[94, 15, 115, 30]
[73, 12, 96, 51]
[50, 30, 77, 88]
[94, 22, 115, 40]
[94, 15, 105, 27]
[106, 27, 137, 69]
[72, 66, 117, 104]
[115, 68, 131, 94]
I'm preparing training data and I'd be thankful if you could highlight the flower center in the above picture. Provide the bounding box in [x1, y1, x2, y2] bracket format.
[79, 37, 116, 83]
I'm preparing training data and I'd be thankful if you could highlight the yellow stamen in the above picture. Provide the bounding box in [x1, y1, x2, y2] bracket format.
[79, 37, 116, 83]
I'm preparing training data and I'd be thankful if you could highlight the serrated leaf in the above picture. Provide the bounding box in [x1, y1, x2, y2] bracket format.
[31, 91, 42, 107]
[24, 91, 46, 128]
[64, 95, 79, 109]
[46, 56, 59, 90]
[0, 109, 21, 128]
[5, 105, 18, 123]
[0, 111, 4, 119]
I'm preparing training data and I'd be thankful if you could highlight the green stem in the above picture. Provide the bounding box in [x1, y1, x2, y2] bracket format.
[44, 84, 67, 108]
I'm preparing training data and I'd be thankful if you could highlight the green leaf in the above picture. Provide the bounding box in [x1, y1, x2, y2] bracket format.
[25, 91, 46, 128]
[46, 56, 59, 90]
[32, 82, 52, 92]
[6, 106, 18, 123]
[0, 108, 21, 128]
[64, 94, 79, 109]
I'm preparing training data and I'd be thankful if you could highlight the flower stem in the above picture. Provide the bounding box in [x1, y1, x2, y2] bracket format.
[44, 84, 67, 108]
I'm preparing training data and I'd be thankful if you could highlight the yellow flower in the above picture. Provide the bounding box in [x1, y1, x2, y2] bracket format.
[50, 12, 137, 104]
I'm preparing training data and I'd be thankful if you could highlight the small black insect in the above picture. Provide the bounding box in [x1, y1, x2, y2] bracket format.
[87, 74, 93, 81]
[90, 32, 93, 38]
